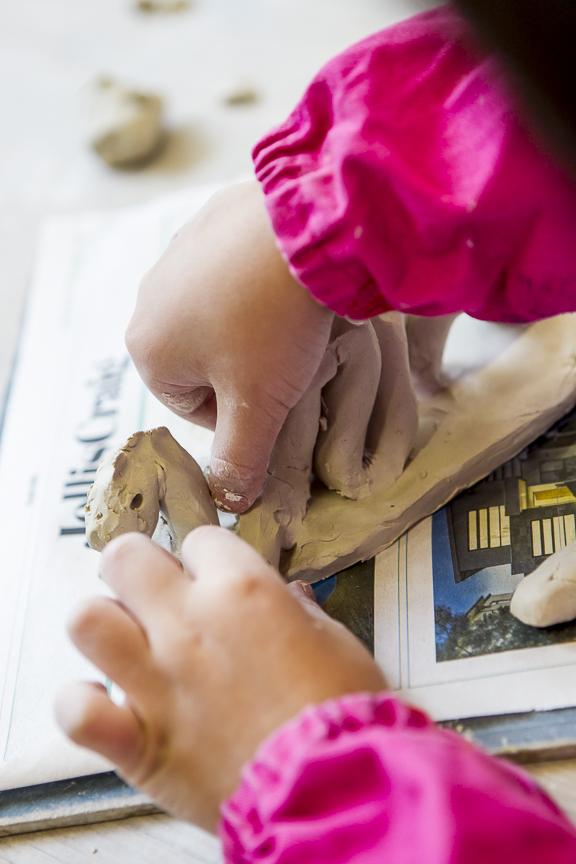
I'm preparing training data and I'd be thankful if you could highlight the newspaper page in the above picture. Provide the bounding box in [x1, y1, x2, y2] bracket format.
[2, 186, 576, 793]
[0, 186, 220, 792]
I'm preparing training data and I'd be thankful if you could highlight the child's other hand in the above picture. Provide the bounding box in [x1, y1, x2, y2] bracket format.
[55, 528, 385, 832]
[126, 182, 333, 513]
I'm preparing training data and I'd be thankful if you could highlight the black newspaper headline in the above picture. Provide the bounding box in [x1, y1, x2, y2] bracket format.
[60, 356, 130, 538]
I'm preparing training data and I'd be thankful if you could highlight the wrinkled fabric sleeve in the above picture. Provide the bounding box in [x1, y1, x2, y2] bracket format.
[253, 6, 576, 322]
[220, 693, 576, 864]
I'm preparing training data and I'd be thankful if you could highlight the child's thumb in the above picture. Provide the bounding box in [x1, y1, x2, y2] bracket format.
[208, 391, 288, 513]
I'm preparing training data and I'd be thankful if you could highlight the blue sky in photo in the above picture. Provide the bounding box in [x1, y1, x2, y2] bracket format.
[313, 574, 337, 605]
[431, 509, 522, 615]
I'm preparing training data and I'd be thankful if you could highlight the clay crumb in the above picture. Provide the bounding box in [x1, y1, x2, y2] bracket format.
[136, 0, 191, 12]
[222, 86, 260, 107]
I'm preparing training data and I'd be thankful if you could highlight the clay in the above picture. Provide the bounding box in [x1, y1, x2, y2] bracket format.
[223, 86, 260, 107]
[85, 427, 218, 552]
[86, 77, 165, 168]
[510, 541, 576, 627]
[237, 351, 338, 567]
[285, 315, 576, 581]
[136, 0, 190, 11]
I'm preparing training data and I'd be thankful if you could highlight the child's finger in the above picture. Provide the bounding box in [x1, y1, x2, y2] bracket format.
[314, 323, 381, 498]
[54, 681, 144, 777]
[68, 596, 152, 695]
[208, 387, 286, 513]
[181, 525, 280, 589]
[100, 533, 189, 621]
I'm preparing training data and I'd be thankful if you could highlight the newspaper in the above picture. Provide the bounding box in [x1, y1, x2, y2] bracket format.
[1, 186, 576, 793]
[0, 187, 218, 792]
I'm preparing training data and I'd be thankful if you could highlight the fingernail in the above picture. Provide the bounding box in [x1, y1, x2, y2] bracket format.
[295, 580, 316, 600]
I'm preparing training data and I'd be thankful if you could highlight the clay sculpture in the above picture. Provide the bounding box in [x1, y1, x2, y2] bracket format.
[86, 427, 218, 552]
[85, 313, 576, 588]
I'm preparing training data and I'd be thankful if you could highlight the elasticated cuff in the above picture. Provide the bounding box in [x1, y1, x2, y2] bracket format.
[219, 693, 429, 862]
[253, 149, 390, 320]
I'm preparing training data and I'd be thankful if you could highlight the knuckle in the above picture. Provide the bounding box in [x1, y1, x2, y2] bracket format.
[125, 320, 163, 379]
[125, 290, 175, 382]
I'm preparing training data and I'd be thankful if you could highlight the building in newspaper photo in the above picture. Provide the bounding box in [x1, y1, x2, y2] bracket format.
[432, 409, 576, 661]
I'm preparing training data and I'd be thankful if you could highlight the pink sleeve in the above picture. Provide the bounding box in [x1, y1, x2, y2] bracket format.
[253, 5, 576, 322]
[220, 693, 576, 864]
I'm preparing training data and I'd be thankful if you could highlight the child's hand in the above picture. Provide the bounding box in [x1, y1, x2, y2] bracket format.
[55, 528, 385, 831]
[126, 182, 333, 513]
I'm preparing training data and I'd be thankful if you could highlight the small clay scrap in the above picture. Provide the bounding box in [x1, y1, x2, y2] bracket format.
[136, 0, 190, 12]
[222, 86, 260, 107]
[86, 77, 166, 168]
[510, 541, 576, 627]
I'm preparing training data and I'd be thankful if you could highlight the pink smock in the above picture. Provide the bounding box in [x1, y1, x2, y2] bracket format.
[220, 694, 576, 863]
[253, 5, 576, 322]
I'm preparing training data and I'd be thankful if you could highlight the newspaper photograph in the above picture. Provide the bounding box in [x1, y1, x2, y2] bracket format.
[366, 414, 576, 721]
